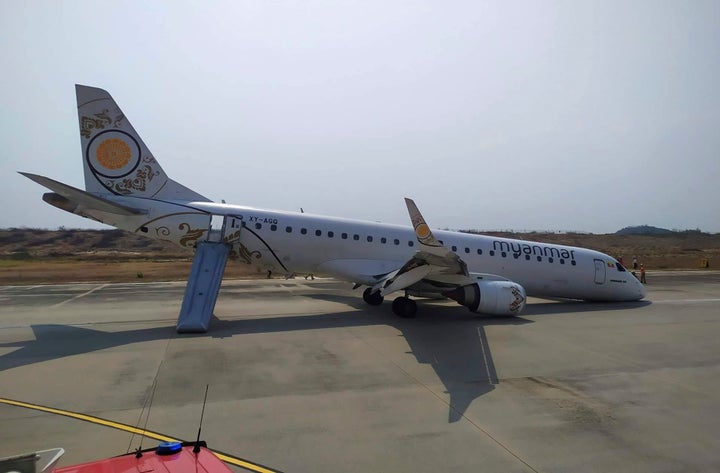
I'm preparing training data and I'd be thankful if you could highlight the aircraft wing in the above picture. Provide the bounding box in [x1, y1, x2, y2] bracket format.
[20, 172, 146, 216]
[373, 199, 473, 296]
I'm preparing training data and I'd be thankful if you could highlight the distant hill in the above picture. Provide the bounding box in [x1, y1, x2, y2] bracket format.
[615, 225, 675, 236]
[615, 225, 707, 236]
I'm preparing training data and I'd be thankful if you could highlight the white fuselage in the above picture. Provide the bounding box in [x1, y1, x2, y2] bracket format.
[184, 201, 645, 302]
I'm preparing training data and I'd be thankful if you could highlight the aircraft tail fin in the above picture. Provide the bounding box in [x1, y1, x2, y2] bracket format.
[75, 85, 210, 202]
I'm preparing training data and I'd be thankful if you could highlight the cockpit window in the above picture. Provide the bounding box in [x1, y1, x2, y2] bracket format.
[616, 262, 627, 272]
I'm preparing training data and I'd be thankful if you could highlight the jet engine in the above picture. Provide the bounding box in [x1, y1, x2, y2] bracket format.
[443, 280, 526, 315]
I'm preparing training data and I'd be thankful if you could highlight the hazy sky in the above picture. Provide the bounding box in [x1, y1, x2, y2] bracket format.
[1, 1, 718, 233]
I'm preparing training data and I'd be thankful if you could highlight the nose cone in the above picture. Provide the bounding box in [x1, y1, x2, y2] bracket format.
[637, 279, 646, 299]
[630, 277, 646, 300]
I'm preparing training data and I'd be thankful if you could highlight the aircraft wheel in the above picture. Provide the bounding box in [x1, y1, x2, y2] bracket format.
[363, 287, 384, 306]
[392, 296, 417, 318]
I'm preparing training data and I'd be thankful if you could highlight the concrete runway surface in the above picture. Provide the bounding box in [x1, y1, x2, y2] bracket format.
[1, 272, 719, 472]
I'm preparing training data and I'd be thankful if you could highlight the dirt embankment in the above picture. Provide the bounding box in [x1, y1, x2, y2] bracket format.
[1, 228, 718, 285]
[0, 228, 260, 284]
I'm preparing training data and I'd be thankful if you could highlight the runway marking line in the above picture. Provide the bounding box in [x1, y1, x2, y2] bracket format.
[0, 398, 282, 473]
[476, 327, 497, 385]
[653, 298, 720, 304]
[50, 284, 108, 308]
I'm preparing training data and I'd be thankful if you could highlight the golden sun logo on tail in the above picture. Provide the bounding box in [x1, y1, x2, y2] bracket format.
[414, 222, 433, 245]
[96, 138, 131, 170]
[85, 130, 142, 180]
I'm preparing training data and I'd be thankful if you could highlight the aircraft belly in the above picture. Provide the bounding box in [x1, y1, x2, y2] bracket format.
[318, 259, 406, 285]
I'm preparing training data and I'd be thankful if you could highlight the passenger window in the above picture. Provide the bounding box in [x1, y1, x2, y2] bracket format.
[381, 237, 387, 244]
[501, 252, 507, 257]
[560, 259, 565, 264]
[328, 231, 334, 238]
[285, 226, 292, 233]
[367, 236, 373, 242]
[270, 224, 277, 231]
[549, 258, 554, 263]
[353, 234, 360, 241]
[315, 230, 322, 236]
[525, 255, 530, 260]
[408, 241, 414, 247]
[394, 239, 400, 245]
[571, 260, 576, 266]
[536, 256, 542, 262]
[489, 250, 495, 256]
[255, 223, 262, 230]
[465, 248, 470, 253]
[452, 245, 457, 251]
[301, 228, 307, 235]
[477, 249, 482, 255]
[342, 233, 348, 239]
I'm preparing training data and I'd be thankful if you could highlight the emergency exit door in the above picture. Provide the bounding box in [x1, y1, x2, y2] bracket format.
[593, 259, 606, 284]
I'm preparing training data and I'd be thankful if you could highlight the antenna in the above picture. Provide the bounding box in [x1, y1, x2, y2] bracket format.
[193, 385, 209, 453]
[127, 366, 162, 458]
[137, 377, 159, 457]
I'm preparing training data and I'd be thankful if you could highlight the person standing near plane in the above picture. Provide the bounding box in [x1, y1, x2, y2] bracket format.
[640, 264, 647, 284]
[632, 256, 638, 270]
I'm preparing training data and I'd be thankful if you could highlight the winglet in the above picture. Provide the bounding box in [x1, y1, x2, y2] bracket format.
[404, 198, 443, 249]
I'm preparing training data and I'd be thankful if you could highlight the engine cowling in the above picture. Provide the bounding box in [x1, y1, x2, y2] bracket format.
[443, 281, 526, 315]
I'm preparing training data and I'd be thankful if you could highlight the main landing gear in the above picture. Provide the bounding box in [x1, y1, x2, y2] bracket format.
[391, 296, 417, 318]
[363, 288, 417, 317]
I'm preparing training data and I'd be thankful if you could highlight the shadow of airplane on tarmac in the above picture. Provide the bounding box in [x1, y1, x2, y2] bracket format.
[302, 293, 534, 422]
[0, 292, 650, 423]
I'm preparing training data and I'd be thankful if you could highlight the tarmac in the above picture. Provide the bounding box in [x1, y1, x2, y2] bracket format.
[1, 271, 719, 472]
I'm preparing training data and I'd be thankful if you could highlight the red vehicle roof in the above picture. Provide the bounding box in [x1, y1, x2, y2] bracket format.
[55, 444, 233, 473]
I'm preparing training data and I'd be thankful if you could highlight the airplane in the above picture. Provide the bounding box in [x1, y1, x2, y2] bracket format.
[21, 85, 645, 322]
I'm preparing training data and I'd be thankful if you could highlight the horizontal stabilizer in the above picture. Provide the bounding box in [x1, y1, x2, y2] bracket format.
[19, 172, 145, 216]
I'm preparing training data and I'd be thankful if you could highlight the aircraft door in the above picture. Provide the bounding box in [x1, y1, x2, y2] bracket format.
[207, 215, 226, 242]
[593, 259, 606, 284]
[221, 218, 263, 268]
[208, 215, 246, 243]
[224, 217, 243, 243]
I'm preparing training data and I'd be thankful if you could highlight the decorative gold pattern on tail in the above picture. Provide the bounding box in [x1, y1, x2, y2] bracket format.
[109, 159, 159, 195]
[80, 110, 124, 138]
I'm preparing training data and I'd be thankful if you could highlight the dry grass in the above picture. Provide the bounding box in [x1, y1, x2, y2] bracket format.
[0, 259, 262, 285]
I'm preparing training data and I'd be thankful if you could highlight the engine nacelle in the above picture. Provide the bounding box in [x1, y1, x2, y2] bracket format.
[443, 281, 526, 315]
